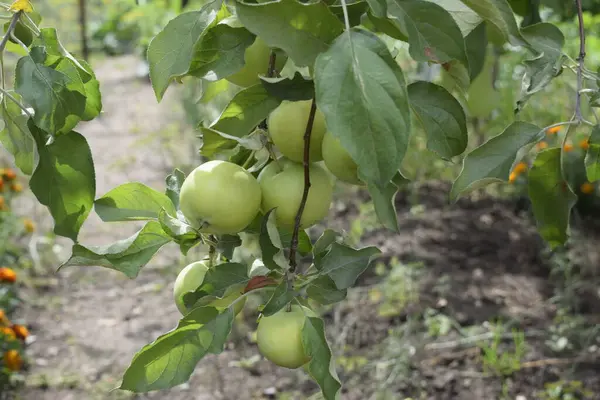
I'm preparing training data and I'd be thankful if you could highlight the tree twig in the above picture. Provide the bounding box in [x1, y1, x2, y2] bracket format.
[575, 0, 586, 122]
[0, 11, 21, 54]
[289, 98, 317, 272]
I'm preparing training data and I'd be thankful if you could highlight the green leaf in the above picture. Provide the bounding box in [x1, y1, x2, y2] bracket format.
[0, 91, 36, 174]
[34, 28, 86, 68]
[200, 84, 279, 156]
[362, 12, 408, 41]
[365, 171, 407, 232]
[316, 243, 380, 289]
[78, 59, 102, 121]
[315, 28, 411, 188]
[259, 209, 289, 270]
[465, 23, 488, 81]
[189, 24, 255, 81]
[147, 9, 220, 101]
[408, 81, 467, 159]
[197, 79, 241, 127]
[158, 210, 201, 255]
[262, 281, 295, 316]
[216, 234, 242, 260]
[60, 221, 172, 278]
[235, 0, 343, 67]
[313, 229, 339, 260]
[29, 122, 95, 240]
[388, 0, 468, 67]
[196, 262, 250, 298]
[166, 168, 186, 209]
[528, 148, 577, 248]
[330, 2, 369, 27]
[459, 0, 524, 45]
[278, 227, 312, 255]
[436, 0, 482, 36]
[585, 125, 600, 182]
[451, 122, 542, 201]
[15, 48, 86, 135]
[306, 275, 347, 305]
[260, 72, 315, 102]
[95, 183, 177, 222]
[365, 0, 386, 18]
[302, 317, 341, 400]
[120, 307, 233, 392]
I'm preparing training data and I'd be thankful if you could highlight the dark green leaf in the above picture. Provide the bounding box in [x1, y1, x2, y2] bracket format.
[278, 228, 312, 255]
[29, 122, 95, 240]
[262, 281, 295, 316]
[120, 307, 233, 392]
[436, 0, 482, 35]
[95, 183, 176, 222]
[196, 262, 250, 297]
[158, 210, 200, 255]
[388, 0, 468, 67]
[313, 229, 339, 260]
[365, 0, 386, 17]
[528, 148, 577, 248]
[408, 81, 467, 159]
[33, 28, 84, 67]
[235, 0, 343, 67]
[59, 221, 172, 278]
[306, 276, 347, 305]
[259, 209, 289, 270]
[0, 91, 36, 174]
[166, 168, 186, 209]
[317, 243, 380, 289]
[197, 79, 241, 127]
[302, 317, 341, 400]
[330, 2, 369, 26]
[465, 23, 488, 81]
[189, 24, 254, 81]
[78, 59, 102, 121]
[585, 125, 600, 182]
[216, 234, 242, 260]
[315, 29, 411, 188]
[260, 72, 315, 101]
[459, 0, 524, 45]
[451, 122, 542, 201]
[362, 11, 408, 41]
[365, 171, 407, 232]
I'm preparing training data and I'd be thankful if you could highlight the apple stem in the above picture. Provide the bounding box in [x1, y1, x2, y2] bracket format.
[260, 50, 282, 171]
[208, 235, 217, 268]
[288, 98, 317, 273]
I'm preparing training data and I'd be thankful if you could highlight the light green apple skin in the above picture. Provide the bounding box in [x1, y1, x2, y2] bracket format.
[321, 131, 363, 185]
[256, 305, 317, 369]
[179, 160, 262, 235]
[257, 158, 333, 229]
[226, 37, 287, 87]
[268, 100, 327, 162]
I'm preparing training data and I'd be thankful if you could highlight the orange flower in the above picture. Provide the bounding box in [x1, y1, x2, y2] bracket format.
[0, 178, 4, 192]
[10, 183, 22, 193]
[0, 268, 16, 283]
[513, 162, 528, 175]
[0, 327, 15, 340]
[509, 171, 518, 183]
[23, 219, 35, 233]
[2, 169, 16, 181]
[12, 325, 28, 340]
[579, 138, 590, 150]
[546, 126, 561, 134]
[581, 182, 595, 194]
[0, 196, 4, 209]
[563, 143, 574, 152]
[0, 310, 7, 325]
[3, 350, 23, 371]
[536, 142, 549, 150]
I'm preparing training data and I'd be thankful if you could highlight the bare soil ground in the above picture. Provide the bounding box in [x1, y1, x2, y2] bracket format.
[9, 56, 600, 400]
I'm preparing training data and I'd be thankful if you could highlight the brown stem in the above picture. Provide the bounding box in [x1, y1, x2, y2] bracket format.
[288, 98, 317, 272]
[575, 0, 586, 121]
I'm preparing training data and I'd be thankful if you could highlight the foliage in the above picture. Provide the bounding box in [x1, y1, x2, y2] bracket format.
[537, 380, 594, 400]
[1, 0, 600, 398]
[478, 324, 526, 377]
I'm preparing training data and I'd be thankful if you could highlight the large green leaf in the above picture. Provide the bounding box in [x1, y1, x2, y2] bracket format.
[189, 24, 254, 81]
[451, 122, 541, 200]
[315, 29, 411, 188]
[78, 59, 102, 121]
[15, 48, 86, 135]
[465, 23, 488, 81]
[435, 0, 482, 36]
[408, 81, 467, 159]
[0, 91, 36, 174]
[184, 263, 250, 308]
[120, 307, 233, 392]
[235, 0, 343, 67]
[365, 171, 407, 232]
[528, 148, 577, 248]
[262, 280, 295, 316]
[316, 243, 380, 290]
[95, 183, 177, 222]
[260, 72, 315, 102]
[302, 317, 341, 400]
[165, 168, 186, 209]
[585, 125, 600, 182]
[306, 276, 347, 305]
[259, 210, 289, 271]
[29, 122, 95, 240]
[388, 0, 468, 67]
[59, 221, 172, 278]
[459, 0, 524, 45]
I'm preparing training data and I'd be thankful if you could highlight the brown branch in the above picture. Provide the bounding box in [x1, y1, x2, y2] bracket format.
[575, 0, 586, 121]
[289, 98, 317, 272]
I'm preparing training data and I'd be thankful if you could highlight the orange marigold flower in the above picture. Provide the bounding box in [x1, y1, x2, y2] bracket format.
[12, 325, 28, 340]
[0, 178, 4, 192]
[579, 138, 590, 150]
[23, 219, 35, 233]
[0, 268, 17, 283]
[509, 171, 518, 183]
[563, 143, 574, 152]
[536, 142, 549, 150]
[513, 162, 528, 175]
[581, 182, 595, 194]
[546, 126, 561, 134]
[0, 327, 15, 340]
[2, 169, 16, 181]
[3, 350, 23, 371]
[10, 183, 22, 193]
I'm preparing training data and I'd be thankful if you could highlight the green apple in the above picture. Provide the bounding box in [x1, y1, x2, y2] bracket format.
[179, 160, 261, 234]
[268, 100, 327, 162]
[256, 305, 316, 369]
[226, 37, 287, 87]
[322, 131, 362, 185]
[257, 158, 333, 229]
[173, 261, 246, 316]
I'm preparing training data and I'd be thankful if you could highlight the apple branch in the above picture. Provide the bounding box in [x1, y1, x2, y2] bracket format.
[575, 0, 586, 122]
[289, 98, 317, 272]
[0, 11, 21, 54]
